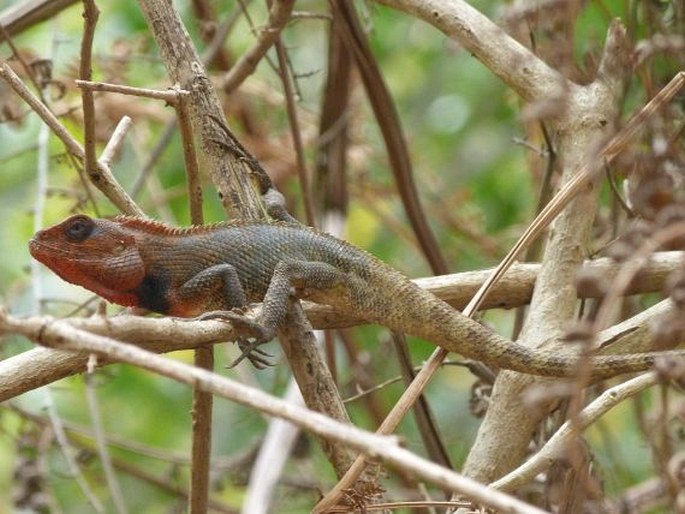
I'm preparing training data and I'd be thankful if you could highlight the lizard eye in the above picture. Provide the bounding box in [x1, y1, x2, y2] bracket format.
[64, 215, 95, 243]
[113, 242, 126, 255]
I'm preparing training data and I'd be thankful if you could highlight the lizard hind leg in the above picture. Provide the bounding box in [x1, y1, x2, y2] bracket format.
[258, 259, 349, 337]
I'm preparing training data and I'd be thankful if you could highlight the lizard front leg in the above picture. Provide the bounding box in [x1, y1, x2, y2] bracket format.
[197, 260, 349, 368]
[177, 264, 273, 368]
[177, 264, 247, 311]
[210, 259, 349, 366]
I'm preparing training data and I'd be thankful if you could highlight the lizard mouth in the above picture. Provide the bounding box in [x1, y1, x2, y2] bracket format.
[29, 236, 72, 262]
[29, 236, 100, 264]
[28, 232, 112, 270]
[28, 235, 53, 261]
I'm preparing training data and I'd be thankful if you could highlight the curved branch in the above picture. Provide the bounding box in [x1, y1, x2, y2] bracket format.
[490, 372, 660, 492]
[374, 0, 567, 102]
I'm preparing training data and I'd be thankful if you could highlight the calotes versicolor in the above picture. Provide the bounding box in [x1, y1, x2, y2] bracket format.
[29, 214, 673, 377]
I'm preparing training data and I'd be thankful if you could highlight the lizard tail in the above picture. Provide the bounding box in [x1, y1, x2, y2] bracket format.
[365, 276, 675, 379]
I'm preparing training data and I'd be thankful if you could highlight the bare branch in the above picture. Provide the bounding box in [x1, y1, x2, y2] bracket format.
[80, 0, 99, 199]
[0, 0, 78, 39]
[75, 79, 188, 103]
[138, 0, 263, 218]
[490, 372, 660, 492]
[99, 116, 133, 168]
[374, 0, 567, 102]
[1, 254, 681, 403]
[84, 362, 128, 514]
[220, 0, 296, 93]
[0, 62, 144, 216]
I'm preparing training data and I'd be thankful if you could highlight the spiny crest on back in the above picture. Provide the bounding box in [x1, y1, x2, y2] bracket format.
[112, 215, 299, 236]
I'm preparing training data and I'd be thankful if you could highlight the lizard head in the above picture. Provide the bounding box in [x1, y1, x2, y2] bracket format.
[29, 214, 146, 307]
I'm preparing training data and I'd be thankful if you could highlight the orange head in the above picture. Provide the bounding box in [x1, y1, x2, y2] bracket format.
[29, 215, 146, 307]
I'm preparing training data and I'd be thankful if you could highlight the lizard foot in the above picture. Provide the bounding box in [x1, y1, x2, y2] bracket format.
[228, 339, 275, 369]
[198, 310, 271, 338]
[198, 310, 276, 369]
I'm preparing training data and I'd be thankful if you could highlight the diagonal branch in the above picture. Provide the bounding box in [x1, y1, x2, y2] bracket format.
[332, 0, 449, 274]
[220, 0, 295, 93]
[490, 372, 661, 492]
[0, 61, 144, 216]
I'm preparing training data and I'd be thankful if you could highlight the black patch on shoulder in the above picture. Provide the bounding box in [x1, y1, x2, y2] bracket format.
[135, 271, 171, 314]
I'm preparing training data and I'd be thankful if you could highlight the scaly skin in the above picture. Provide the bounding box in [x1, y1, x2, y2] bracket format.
[29, 214, 673, 377]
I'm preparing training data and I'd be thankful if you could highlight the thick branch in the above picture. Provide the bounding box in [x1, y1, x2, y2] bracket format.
[137, 0, 262, 218]
[307, 252, 682, 328]
[0, 296, 677, 405]
[463, 20, 634, 483]
[0, 0, 78, 40]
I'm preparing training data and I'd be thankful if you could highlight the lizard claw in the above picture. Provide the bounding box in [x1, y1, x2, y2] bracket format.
[198, 310, 276, 369]
[228, 338, 275, 369]
[198, 310, 273, 339]
[197, 309, 275, 369]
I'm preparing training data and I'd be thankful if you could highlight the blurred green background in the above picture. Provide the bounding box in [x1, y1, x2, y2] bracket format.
[0, 0, 679, 512]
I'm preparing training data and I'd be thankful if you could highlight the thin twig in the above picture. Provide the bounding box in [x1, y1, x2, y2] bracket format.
[221, 0, 296, 93]
[6, 403, 238, 513]
[80, 0, 99, 195]
[604, 164, 635, 217]
[45, 391, 105, 512]
[7, 403, 192, 465]
[0, 61, 145, 216]
[76, 79, 188, 103]
[175, 88, 203, 223]
[333, 0, 449, 275]
[274, 38, 316, 225]
[130, 120, 178, 198]
[0, 23, 47, 101]
[100, 116, 133, 168]
[84, 357, 128, 514]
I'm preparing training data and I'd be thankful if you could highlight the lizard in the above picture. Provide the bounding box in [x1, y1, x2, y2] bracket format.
[28, 213, 681, 378]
